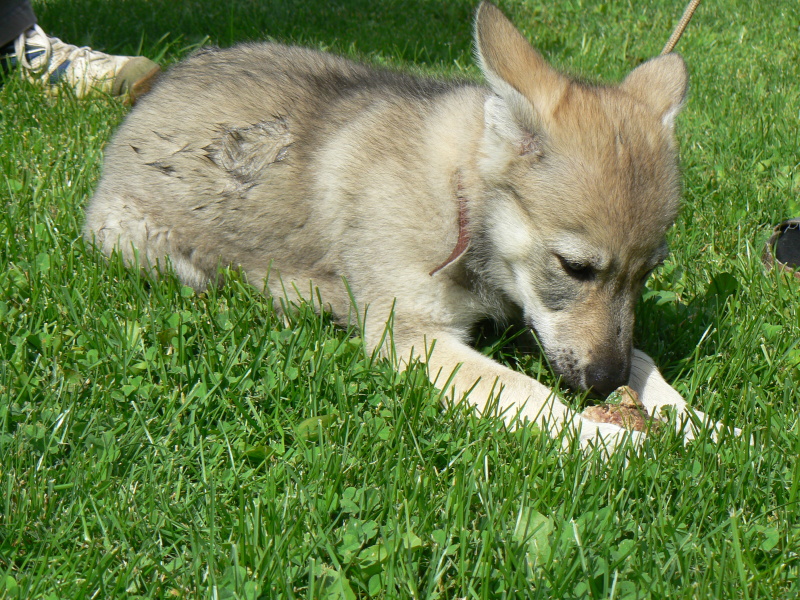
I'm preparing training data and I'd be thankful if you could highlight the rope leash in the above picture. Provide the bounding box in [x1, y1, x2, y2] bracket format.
[662, 0, 702, 54]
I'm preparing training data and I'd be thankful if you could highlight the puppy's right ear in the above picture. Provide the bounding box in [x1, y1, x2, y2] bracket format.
[474, 2, 566, 130]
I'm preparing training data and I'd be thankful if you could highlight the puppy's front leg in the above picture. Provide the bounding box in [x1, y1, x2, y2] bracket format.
[396, 329, 642, 453]
[629, 349, 739, 442]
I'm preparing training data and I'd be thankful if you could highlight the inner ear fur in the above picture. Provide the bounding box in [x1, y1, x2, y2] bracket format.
[483, 95, 543, 158]
[620, 54, 688, 127]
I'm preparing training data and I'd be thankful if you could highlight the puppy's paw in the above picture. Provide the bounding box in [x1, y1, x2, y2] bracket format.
[678, 408, 744, 444]
[570, 417, 645, 458]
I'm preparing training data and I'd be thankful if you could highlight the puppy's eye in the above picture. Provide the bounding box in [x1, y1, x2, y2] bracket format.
[556, 255, 595, 280]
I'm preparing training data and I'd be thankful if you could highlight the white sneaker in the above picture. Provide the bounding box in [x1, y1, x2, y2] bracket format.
[11, 24, 160, 99]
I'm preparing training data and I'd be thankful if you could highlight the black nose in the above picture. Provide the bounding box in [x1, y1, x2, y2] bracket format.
[585, 359, 629, 397]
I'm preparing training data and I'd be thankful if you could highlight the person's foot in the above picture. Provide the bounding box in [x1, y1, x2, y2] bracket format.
[4, 24, 160, 100]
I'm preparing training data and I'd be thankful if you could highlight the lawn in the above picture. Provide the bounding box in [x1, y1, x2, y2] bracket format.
[1, 0, 800, 598]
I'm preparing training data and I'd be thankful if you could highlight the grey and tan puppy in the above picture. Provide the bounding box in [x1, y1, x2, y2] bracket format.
[85, 2, 731, 451]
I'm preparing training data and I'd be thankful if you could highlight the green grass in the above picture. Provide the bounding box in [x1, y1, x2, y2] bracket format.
[2, 0, 800, 597]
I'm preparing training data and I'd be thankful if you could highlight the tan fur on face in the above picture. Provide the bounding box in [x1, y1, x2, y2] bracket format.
[533, 82, 682, 243]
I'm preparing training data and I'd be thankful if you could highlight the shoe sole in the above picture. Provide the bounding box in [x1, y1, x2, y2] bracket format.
[129, 64, 161, 105]
[113, 56, 161, 103]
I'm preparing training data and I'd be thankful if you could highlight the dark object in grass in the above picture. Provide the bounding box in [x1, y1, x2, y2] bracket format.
[763, 218, 800, 279]
[582, 386, 662, 433]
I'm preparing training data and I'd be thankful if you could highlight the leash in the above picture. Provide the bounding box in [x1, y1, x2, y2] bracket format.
[662, 0, 702, 54]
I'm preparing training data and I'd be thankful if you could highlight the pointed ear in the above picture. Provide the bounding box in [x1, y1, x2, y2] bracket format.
[620, 54, 688, 128]
[474, 1, 566, 124]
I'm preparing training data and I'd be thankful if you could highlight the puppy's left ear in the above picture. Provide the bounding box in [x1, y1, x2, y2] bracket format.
[620, 54, 688, 128]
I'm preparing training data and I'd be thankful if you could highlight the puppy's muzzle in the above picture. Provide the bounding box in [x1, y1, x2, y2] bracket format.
[585, 357, 631, 397]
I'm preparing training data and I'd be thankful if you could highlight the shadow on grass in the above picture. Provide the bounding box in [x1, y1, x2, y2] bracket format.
[35, 0, 477, 66]
[634, 270, 741, 370]
[33, 0, 639, 72]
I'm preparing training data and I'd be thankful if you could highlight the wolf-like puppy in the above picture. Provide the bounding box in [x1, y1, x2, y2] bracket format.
[85, 2, 725, 451]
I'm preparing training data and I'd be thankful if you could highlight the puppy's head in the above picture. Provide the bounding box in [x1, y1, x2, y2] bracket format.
[473, 2, 686, 395]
